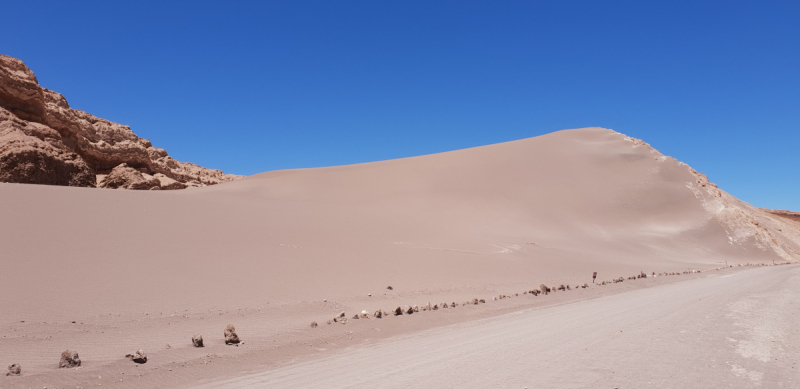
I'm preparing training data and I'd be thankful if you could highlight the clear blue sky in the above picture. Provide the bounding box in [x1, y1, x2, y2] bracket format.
[2, 1, 798, 210]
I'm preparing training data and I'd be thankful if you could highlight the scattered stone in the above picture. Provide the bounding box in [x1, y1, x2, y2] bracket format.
[352, 314, 360, 320]
[374, 310, 383, 318]
[479, 299, 485, 303]
[405, 306, 414, 315]
[540, 284, 550, 295]
[394, 306, 403, 316]
[361, 310, 370, 319]
[310, 321, 318, 328]
[6, 363, 20, 376]
[165, 344, 171, 349]
[192, 335, 204, 347]
[224, 324, 240, 344]
[386, 286, 393, 290]
[125, 350, 147, 364]
[59, 350, 81, 368]
[412, 305, 419, 312]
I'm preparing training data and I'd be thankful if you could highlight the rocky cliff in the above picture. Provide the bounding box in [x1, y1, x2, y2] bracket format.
[0, 54, 240, 189]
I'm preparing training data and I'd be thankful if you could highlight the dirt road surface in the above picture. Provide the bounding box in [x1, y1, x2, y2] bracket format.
[199, 265, 800, 388]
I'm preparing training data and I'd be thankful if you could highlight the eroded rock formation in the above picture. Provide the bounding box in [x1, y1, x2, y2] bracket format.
[0, 54, 240, 189]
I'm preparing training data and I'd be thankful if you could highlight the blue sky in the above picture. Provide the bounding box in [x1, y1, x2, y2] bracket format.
[2, 1, 798, 210]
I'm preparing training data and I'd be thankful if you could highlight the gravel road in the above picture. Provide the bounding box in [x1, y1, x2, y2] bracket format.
[201, 265, 800, 388]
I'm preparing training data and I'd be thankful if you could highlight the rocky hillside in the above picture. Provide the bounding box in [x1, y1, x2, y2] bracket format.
[0, 54, 240, 189]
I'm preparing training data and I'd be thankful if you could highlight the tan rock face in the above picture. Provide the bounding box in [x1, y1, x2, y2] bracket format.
[98, 163, 160, 190]
[0, 54, 241, 189]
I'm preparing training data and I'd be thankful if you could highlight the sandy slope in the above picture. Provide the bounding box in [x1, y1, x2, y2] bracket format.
[203, 264, 800, 389]
[1, 127, 798, 387]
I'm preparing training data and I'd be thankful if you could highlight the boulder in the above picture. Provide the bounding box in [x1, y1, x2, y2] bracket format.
[154, 173, 187, 190]
[59, 350, 81, 368]
[98, 163, 160, 190]
[192, 334, 204, 347]
[224, 324, 240, 344]
[125, 350, 147, 364]
[6, 363, 20, 376]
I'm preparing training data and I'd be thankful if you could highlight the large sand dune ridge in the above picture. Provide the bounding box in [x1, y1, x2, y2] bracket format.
[1, 127, 798, 387]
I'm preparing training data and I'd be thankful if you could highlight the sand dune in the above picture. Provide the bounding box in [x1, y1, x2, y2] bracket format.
[1, 127, 798, 387]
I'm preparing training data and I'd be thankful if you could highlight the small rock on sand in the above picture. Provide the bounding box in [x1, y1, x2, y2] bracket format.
[6, 363, 21, 376]
[125, 350, 148, 364]
[224, 324, 240, 344]
[310, 321, 318, 328]
[59, 350, 81, 368]
[387, 286, 393, 290]
[192, 335, 204, 347]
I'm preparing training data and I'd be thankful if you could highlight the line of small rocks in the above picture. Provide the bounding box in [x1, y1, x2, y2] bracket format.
[4, 261, 792, 377]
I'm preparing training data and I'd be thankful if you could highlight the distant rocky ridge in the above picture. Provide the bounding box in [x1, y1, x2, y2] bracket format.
[761, 209, 800, 228]
[0, 54, 240, 189]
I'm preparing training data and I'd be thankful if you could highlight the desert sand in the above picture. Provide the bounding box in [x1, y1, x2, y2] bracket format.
[2, 127, 799, 388]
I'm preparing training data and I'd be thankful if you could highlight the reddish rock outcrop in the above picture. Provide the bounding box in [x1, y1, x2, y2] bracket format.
[761, 209, 800, 224]
[0, 54, 240, 189]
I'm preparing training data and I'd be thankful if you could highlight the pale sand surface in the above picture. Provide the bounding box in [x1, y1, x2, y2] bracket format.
[201, 264, 800, 388]
[1, 127, 798, 387]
